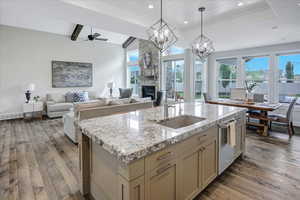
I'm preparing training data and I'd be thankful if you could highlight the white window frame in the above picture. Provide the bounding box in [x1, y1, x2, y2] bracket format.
[126, 49, 140, 94]
[216, 58, 238, 99]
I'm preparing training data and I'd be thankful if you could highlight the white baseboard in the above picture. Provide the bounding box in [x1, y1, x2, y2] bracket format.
[0, 112, 23, 121]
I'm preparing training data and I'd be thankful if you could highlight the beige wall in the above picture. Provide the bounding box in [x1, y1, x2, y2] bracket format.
[0, 25, 126, 118]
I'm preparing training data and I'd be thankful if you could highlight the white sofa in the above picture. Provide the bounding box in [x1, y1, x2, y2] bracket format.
[46, 91, 99, 118]
[63, 97, 153, 143]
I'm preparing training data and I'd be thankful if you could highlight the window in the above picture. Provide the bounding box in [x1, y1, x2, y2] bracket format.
[195, 60, 204, 99]
[162, 46, 184, 56]
[127, 50, 140, 95]
[278, 54, 300, 103]
[128, 65, 140, 95]
[244, 56, 269, 95]
[127, 49, 139, 63]
[164, 59, 184, 99]
[217, 58, 237, 98]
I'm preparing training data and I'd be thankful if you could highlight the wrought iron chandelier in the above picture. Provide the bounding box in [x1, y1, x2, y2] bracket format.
[192, 7, 215, 62]
[146, 0, 178, 52]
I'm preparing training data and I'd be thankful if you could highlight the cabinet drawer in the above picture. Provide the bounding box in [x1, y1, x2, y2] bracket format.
[145, 145, 177, 172]
[146, 160, 177, 200]
[179, 127, 218, 154]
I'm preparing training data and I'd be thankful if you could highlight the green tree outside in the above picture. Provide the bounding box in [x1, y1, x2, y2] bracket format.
[286, 61, 294, 83]
[220, 64, 231, 89]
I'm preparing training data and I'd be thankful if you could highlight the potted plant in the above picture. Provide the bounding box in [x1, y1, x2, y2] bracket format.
[33, 95, 40, 102]
[245, 81, 257, 102]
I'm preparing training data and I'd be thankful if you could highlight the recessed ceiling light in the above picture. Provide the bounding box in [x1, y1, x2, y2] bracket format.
[237, 2, 244, 7]
[297, 2, 300, 6]
[184, 20, 189, 24]
[148, 4, 154, 9]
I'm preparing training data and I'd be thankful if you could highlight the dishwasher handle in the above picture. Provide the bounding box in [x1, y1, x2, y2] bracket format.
[218, 119, 236, 129]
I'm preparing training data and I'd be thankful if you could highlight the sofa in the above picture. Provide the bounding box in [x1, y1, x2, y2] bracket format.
[46, 91, 99, 118]
[63, 97, 153, 143]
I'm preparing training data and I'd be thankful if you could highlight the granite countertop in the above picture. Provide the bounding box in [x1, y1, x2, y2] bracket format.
[78, 102, 246, 164]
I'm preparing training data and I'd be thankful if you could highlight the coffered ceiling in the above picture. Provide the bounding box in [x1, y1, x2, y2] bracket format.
[1, 0, 300, 51]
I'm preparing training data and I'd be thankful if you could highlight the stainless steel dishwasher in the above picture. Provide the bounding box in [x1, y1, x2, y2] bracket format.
[218, 119, 237, 174]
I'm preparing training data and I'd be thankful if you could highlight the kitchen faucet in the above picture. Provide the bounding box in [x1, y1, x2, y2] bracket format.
[163, 90, 176, 120]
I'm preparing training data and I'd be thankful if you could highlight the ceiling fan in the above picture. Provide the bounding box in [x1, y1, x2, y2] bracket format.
[86, 28, 108, 42]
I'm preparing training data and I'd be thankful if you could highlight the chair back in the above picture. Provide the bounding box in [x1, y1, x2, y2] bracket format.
[155, 91, 164, 106]
[230, 88, 246, 100]
[203, 93, 208, 103]
[253, 93, 264, 103]
[286, 97, 298, 122]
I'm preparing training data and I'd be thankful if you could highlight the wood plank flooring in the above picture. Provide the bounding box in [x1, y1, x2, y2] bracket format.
[0, 119, 300, 200]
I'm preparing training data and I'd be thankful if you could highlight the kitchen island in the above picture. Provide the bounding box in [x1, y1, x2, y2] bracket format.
[77, 102, 247, 200]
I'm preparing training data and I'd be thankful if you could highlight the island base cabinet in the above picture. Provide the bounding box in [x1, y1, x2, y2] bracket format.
[201, 138, 218, 189]
[178, 136, 218, 200]
[145, 162, 178, 200]
[80, 122, 244, 200]
[118, 176, 145, 200]
[179, 150, 200, 200]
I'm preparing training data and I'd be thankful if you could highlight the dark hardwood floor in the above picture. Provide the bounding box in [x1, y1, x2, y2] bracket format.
[0, 119, 300, 200]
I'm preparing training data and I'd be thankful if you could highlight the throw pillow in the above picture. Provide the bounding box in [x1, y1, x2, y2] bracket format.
[119, 88, 133, 99]
[82, 91, 89, 101]
[66, 92, 74, 102]
[73, 92, 85, 102]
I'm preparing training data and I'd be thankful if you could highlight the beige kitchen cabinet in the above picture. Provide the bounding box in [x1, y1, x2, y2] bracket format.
[118, 175, 145, 200]
[201, 137, 218, 188]
[79, 122, 245, 200]
[178, 128, 218, 200]
[179, 149, 200, 200]
[145, 162, 177, 200]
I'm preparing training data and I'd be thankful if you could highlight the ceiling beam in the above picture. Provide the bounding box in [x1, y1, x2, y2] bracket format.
[71, 24, 84, 41]
[122, 37, 136, 48]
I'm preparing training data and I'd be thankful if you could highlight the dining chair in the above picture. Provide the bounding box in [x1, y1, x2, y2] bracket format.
[154, 91, 164, 107]
[253, 93, 264, 103]
[268, 97, 298, 137]
[203, 93, 209, 103]
[230, 88, 247, 100]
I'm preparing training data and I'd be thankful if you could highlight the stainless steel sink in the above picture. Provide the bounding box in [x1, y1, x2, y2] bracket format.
[157, 115, 206, 129]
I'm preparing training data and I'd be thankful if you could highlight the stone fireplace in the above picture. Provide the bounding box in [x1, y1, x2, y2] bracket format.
[138, 39, 160, 99]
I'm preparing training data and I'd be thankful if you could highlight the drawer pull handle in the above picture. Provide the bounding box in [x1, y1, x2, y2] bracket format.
[156, 163, 172, 175]
[157, 152, 173, 161]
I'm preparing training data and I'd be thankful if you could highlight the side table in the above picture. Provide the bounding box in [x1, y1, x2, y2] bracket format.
[23, 101, 44, 120]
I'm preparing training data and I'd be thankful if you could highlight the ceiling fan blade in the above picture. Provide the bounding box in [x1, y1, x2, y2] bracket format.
[95, 38, 108, 41]
[93, 33, 101, 37]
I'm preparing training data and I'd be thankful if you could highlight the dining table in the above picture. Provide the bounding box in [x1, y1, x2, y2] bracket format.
[206, 99, 282, 136]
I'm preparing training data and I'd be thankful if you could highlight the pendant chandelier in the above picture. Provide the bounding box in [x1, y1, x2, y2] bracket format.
[192, 7, 215, 62]
[147, 0, 178, 52]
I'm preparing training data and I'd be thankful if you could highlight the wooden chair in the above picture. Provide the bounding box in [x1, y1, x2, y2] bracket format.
[268, 97, 298, 137]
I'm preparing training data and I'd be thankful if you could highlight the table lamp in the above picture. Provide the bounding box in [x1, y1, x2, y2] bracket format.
[107, 82, 115, 97]
[25, 83, 35, 103]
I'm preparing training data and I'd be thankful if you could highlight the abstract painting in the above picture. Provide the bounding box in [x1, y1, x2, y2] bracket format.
[52, 61, 93, 88]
